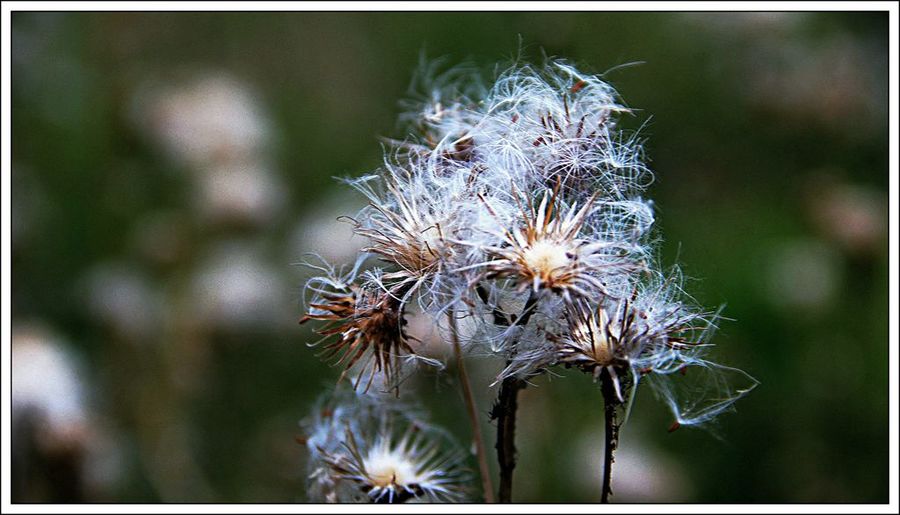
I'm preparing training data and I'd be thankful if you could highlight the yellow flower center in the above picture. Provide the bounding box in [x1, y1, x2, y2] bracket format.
[365, 450, 417, 488]
[571, 308, 616, 367]
[522, 240, 572, 280]
[586, 334, 614, 366]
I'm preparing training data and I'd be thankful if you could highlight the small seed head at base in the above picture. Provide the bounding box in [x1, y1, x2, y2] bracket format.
[365, 447, 418, 489]
[301, 391, 469, 503]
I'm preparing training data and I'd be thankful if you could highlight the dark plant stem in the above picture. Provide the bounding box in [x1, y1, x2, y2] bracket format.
[599, 368, 620, 504]
[493, 291, 538, 503]
[475, 284, 513, 327]
[495, 375, 524, 502]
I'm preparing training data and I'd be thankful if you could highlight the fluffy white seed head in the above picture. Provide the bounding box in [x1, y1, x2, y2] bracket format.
[300, 391, 469, 503]
[300, 56, 755, 426]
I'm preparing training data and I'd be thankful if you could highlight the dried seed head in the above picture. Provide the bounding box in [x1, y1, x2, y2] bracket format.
[301, 282, 413, 393]
[479, 188, 640, 303]
[553, 272, 759, 426]
[320, 424, 467, 503]
[355, 179, 457, 286]
[560, 302, 621, 370]
[302, 391, 469, 503]
[554, 299, 642, 401]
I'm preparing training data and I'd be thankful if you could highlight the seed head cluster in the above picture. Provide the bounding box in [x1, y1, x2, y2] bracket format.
[299, 58, 757, 502]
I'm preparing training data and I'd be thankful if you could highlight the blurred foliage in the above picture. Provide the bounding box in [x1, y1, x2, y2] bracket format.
[10, 11, 889, 503]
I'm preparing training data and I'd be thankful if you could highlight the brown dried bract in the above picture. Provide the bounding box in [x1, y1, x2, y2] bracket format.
[301, 286, 413, 393]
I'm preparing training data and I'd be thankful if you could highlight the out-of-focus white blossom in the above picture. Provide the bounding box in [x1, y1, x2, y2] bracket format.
[132, 73, 288, 229]
[12, 323, 88, 446]
[290, 191, 367, 266]
[82, 262, 164, 343]
[135, 74, 269, 169]
[193, 162, 286, 228]
[191, 243, 287, 332]
[12, 323, 126, 500]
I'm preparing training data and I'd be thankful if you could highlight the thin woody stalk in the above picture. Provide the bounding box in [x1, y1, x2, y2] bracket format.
[599, 368, 620, 504]
[446, 312, 495, 503]
[494, 291, 538, 503]
[495, 376, 523, 503]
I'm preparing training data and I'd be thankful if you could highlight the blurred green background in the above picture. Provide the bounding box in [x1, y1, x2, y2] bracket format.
[10, 11, 888, 503]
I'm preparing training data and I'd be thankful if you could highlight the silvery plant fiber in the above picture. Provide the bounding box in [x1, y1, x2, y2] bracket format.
[299, 58, 758, 503]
